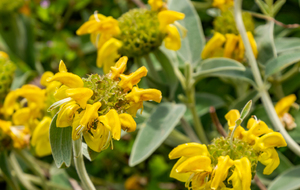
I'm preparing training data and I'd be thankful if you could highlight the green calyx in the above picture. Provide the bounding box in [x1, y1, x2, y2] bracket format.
[117, 8, 165, 58]
[0, 57, 16, 104]
[83, 74, 130, 115]
[213, 10, 255, 35]
[208, 137, 259, 179]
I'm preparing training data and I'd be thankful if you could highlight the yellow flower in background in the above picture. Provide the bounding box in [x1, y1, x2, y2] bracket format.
[212, 0, 234, 11]
[49, 57, 162, 152]
[201, 31, 257, 61]
[275, 94, 297, 130]
[76, 2, 185, 72]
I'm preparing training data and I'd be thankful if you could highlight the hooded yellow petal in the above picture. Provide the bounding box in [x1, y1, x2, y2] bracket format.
[169, 143, 209, 159]
[12, 107, 31, 125]
[211, 155, 234, 189]
[253, 132, 287, 151]
[228, 157, 251, 190]
[247, 32, 258, 58]
[76, 20, 99, 35]
[176, 155, 212, 173]
[225, 109, 240, 127]
[224, 34, 239, 58]
[110, 56, 128, 79]
[127, 102, 144, 117]
[119, 113, 136, 132]
[170, 157, 191, 182]
[125, 87, 162, 103]
[3, 91, 18, 116]
[242, 118, 272, 144]
[99, 109, 121, 140]
[119, 67, 148, 92]
[72, 111, 85, 140]
[97, 38, 122, 71]
[275, 94, 296, 118]
[35, 138, 52, 157]
[56, 101, 79, 127]
[158, 10, 185, 31]
[80, 102, 101, 127]
[164, 25, 181, 51]
[201, 32, 226, 59]
[16, 85, 45, 106]
[259, 148, 280, 175]
[47, 72, 83, 88]
[40, 71, 54, 86]
[65, 88, 94, 109]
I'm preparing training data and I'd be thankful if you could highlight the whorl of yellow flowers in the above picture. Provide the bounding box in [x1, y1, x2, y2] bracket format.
[0, 68, 59, 156]
[169, 110, 287, 190]
[47, 56, 162, 152]
[76, 0, 185, 73]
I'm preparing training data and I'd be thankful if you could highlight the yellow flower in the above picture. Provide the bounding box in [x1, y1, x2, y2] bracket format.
[56, 101, 79, 127]
[164, 25, 181, 51]
[148, 0, 166, 11]
[158, 10, 185, 31]
[212, 0, 234, 11]
[0, 51, 9, 59]
[201, 32, 226, 59]
[169, 143, 251, 190]
[31, 117, 52, 157]
[119, 66, 148, 92]
[0, 120, 28, 149]
[258, 148, 280, 175]
[275, 94, 297, 130]
[125, 87, 162, 103]
[110, 56, 128, 80]
[224, 33, 239, 58]
[98, 109, 121, 140]
[119, 113, 136, 132]
[65, 88, 94, 109]
[96, 38, 122, 73]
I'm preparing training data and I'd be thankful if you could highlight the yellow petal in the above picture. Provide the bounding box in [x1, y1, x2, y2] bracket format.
[110, 56, 128, 79]
[76, 20, 99, 35]
[192, 172, 210, 189]
[148, 0, 164, 11]
[72, 111, 85, 140]
[31, 117, 51, 147]
[35, 138, 52, 157]
[54, 85, 69, 100]
[47, 72, 83, 88]
[170, 157, 191, 182]
[242, 119, 272, 144]
[228, 157, 251, 190]
[80, 102, 101, 127]
[158, 10, 185, 31]
[59, 60, 68, 72]
[119, 67, 148, 92]
[119, 113, 136, 132]
[253, 132, 287, 151]
[16, 85, 45, 106]
[169, 143, 209, 159]
[275, 94, 296, 118]
[164, 25, 181, 51]
[176, 155, 212, 173]
[229, 125, 245, 139]
[56, 101, 79, 127]
[201, 32, 226, 59]
[40, 71, 54, 86]
[97, 38, 122, 71]
[211, 155, 234, 189]
[65, 88, 94, 109]
[225, 109, 240, 128]
[83, 122, 111, 152]
[224, 34, 239, 58]
[247, 32, 258, 58]
[259, 148, 280, 175]
[237, 35, 245, 61]
[127, 102, 144, 117]
[0, 51, 9, 59]
[12, 107, 31, 125]
[99, 109, 121, 140]
[125, 87, 162, 103]
[3, 91, 18, 116]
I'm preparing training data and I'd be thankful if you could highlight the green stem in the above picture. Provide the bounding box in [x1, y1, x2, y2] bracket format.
[234, 0, 300, 157]
[0, 152, 20, 190]
[14, 149, 48, 190]
[73, 137, 96, 190]
[24, 174, 73, 190]
[9, 153, 39, 190]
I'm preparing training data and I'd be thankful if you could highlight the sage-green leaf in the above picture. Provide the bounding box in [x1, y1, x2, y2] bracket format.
[82, 142, 100, 161]
[129, 103, 186, 166]
[274, 37, 300, 53]
[194, 58, 245, 79]
[268, 166, 300, 190]
[255, 0, 270, 15]
[168, 0, 205, 66]
[49, 114, 73, 168]
[273, 0, 286, 16]
[265, 52, 300, 77]
[49, 164, 72, 189]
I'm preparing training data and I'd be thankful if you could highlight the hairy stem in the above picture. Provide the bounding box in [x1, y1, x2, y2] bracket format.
[73, 137, 96, 190]
[234, 0, 300, 157]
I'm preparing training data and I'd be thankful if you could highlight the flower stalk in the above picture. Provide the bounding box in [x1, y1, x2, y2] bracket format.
[234, 0, 300, 156]
[72, 137, 96, 190]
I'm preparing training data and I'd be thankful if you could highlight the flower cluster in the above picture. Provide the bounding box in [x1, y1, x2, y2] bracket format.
[202, 1, 257, 62]
[0, 61, 58, 156]
[47, 56, 162, 152]
[275, 94, 297, 130]
[169, 110, 286, 190]
[76, 0, 185, 73]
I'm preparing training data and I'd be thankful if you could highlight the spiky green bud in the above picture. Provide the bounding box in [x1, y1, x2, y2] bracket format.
[0, 57, 16, 104]
[117, 8, 165, 58]
[213, 10, 255, 35]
